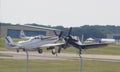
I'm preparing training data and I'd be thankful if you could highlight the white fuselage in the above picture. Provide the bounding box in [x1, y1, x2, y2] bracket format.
[17, 36, 59, 50]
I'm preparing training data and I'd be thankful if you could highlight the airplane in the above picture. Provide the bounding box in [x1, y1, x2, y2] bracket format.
[20, 30, 34, 39]
[5, 28, 109, 72]
[58, 27, 108, 54]
[99, 38, 115, 43]
[5, 27, 108, 55]
[5, 32, 64, 55]
[86, 38, 116, 43]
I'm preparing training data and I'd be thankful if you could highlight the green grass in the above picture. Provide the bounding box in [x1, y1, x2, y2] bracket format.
[59, 44, 120, 55]
[0, 54, 12, 57]
[82, 44, 120, 55]
[0, 59, 120, 72]
[0, 37, 7, 51]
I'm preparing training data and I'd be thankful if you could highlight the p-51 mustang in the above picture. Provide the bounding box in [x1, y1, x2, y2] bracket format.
[5, 34, 64, 55]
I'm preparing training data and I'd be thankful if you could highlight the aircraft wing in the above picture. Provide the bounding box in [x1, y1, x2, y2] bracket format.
[80, 43, 108, 49]
[41, 43, 65, 47]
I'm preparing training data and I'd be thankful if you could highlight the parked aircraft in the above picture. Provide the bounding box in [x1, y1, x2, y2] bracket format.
[20, 30, 34, 39]
[100, 38, 115, 43]
[5, 33, 64, 55]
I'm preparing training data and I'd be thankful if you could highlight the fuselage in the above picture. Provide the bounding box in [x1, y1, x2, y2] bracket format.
[17, 36, 59, 50]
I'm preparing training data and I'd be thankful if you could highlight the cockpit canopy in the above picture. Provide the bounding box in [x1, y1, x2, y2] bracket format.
[71, 36, 79, 40]
[29, 35, 51, 41]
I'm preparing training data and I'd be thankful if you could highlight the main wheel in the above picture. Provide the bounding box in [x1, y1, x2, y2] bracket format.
[38, 49, 43, 54]
[52, 48, 56, 55]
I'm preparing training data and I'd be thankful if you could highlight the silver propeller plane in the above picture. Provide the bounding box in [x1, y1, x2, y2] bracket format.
[5, 35, 64, 55]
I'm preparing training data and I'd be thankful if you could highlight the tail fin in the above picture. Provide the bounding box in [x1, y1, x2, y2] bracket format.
[5, 36, 14, 48]
[5, 36, 13, 44]
[20, 30, 26, 38]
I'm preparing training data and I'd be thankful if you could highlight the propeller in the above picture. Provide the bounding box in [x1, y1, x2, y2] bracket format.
[54, 27, 73, 53]
[64, 27, 73, 47]
[53, 30, 64, 53]
[67, 27, 72, 36]
[54, 30, 63, 39]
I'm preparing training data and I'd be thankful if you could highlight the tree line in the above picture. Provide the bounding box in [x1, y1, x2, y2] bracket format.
[1, 23, 120, 40]
[52, 25, 120, 40]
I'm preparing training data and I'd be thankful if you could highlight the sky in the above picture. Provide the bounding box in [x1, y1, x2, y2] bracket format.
[0, 0, 120, 27]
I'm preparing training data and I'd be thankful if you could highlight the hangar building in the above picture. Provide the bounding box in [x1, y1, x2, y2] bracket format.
[107, 34, 120, 40]
[0, 24, 60, 38]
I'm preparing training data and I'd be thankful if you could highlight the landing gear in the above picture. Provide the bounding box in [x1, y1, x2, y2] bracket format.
[23, 49, 25, 52]
[38, 49, 43, 54]
[52, 48, 56, 55]
[47, 46, 56, 55]
[16, 49, 19, 53]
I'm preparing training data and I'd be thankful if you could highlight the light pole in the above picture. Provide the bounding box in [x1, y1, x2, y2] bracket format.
[25, 50, 29, 72]
[79, 48, 83, 72]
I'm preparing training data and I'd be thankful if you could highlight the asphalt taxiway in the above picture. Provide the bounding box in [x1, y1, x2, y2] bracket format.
[0, 51, 120, 62]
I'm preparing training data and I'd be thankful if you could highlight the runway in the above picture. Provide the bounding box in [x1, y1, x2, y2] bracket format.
[0, 51, 120, 62]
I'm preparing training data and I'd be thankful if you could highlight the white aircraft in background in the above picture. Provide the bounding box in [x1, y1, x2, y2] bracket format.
[20, 30, 34, 39]
[86, 38, 115, 43]
[100, 38, 115, 43]
[5, 34, 64, 55]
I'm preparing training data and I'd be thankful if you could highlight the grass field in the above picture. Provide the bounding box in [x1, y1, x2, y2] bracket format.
[0, 59, 120, 72]
[0, 54, 12, 57]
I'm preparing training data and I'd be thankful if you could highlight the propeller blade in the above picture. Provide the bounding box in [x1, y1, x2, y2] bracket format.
[54, 30, 59, 36]
[59, 31, 63, 38]
[54, 30, 63, 39]
[63, 27, 73, 47]
[67, 27, 72, 36]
